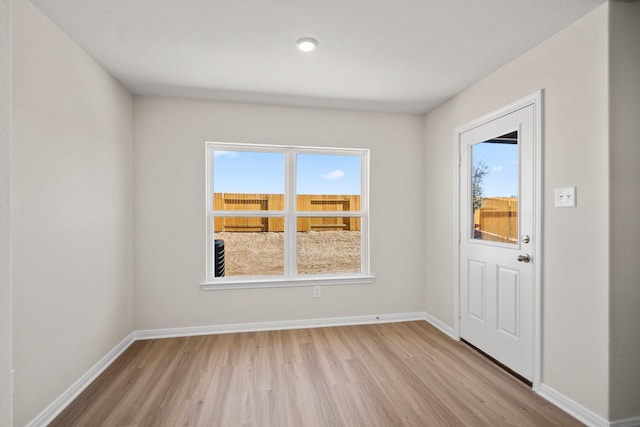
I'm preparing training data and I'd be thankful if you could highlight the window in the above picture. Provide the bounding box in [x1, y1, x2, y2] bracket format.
[203, 142, 372, 289]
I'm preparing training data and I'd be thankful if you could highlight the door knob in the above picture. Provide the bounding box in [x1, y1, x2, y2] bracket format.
[517, 254, 531, 263]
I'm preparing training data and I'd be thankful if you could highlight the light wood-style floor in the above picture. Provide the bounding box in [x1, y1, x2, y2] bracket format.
[51, 321, 582, 426]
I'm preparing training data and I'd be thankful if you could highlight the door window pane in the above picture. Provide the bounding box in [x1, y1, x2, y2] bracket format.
[297, 217, 361, 274]
[471, 131, 519, 244]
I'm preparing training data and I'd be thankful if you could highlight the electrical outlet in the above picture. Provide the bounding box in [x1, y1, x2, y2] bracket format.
[313, 286, 321, 298]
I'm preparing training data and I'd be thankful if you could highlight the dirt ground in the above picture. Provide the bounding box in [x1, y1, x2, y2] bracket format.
[215, 231, 361, 276]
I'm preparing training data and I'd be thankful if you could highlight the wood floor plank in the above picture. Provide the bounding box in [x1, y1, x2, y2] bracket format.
[50, 321, 583, 426]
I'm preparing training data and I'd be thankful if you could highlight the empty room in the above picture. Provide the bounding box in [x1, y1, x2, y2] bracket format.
[1, 0, 639, 426]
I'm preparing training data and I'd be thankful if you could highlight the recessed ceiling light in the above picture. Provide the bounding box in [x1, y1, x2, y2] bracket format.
[296, 37, 319, 52]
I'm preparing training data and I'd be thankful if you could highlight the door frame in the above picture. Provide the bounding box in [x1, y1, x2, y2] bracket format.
[453, 91, 543, 391]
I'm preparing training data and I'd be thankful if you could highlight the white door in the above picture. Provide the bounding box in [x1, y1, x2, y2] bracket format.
[458, 102, 537, 381]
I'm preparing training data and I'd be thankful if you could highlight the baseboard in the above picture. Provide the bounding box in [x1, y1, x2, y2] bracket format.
[135, 311, 428, 340]
[26, 332, 136, 427]
[538, 383, 609, 427]
[610, 417, 640, 427]
[423, 312, 457, 339]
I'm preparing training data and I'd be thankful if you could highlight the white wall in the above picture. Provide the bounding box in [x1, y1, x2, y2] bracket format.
[11, 1, 134, 424]
[609, 1, 640, 421]
[423, 4, 609, 418]
[133, 97, 425, 330]
[0, 0, 13, 425]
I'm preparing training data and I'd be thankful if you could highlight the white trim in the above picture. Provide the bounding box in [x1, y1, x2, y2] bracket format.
[610, 417, 640, 427]
[287, 149, 296, 276]
[205, 142, 371, 284]
[453, 90, 543, 389]
[538, 383, 608, 427]
[208, 141, 368, 157]
[201, 274, 375, 290]
[423, 312, 457, 339]
[454, 92, 541, 135]
[532, 90, 544, 391]
[26, 333, 136, 427]
[135, 312, 428, 340]
[452, 118, 461, 340]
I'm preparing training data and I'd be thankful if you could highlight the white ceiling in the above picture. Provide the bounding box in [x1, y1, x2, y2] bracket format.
[30, 0, 606, 113]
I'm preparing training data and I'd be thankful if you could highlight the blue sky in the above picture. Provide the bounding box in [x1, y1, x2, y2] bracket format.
[297, 154, 360, 194]
[473, 142, 519, 197]
[213, 151, 361, 195]
[213, 151, 284, 193]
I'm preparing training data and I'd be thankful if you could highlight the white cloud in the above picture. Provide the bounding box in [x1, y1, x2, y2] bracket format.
[511, 160, 518, 165]
[213, 150, 238, 158]
[323, 170, 345, 180]
[492, 165, 504, 173]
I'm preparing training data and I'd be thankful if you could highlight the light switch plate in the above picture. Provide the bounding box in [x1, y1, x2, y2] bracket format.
[555, 187, 577, 208]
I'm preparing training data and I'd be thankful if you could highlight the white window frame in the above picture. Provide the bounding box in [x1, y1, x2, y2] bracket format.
[202, 142, 374, 290]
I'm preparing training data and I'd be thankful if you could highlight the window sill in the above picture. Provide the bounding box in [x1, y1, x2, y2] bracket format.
[200, 275, 375, 291]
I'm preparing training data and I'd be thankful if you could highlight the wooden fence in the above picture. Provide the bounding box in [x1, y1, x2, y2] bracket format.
[213, 193, 361, 232]
[473, 197, 518, 243]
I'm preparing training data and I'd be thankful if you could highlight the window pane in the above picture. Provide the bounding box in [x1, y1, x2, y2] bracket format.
[471, 131, 519, 244]
[297, 217, 361, 274]
[213, 151, 284, 211]
[214, 217, 284, 276]
[296, 154, 361, 211]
